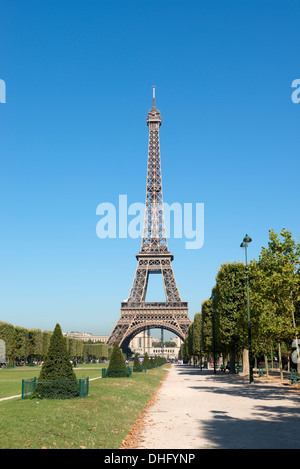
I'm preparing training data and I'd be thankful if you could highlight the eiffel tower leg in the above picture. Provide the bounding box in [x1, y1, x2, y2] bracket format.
[108, 322, 130, 347]
[161, 261, 181, 303]
[128, 260, 149, 302]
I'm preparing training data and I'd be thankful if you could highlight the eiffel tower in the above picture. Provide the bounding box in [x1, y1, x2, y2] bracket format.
[107, 88, 191, 350]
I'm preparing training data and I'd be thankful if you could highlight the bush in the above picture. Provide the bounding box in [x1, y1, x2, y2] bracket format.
[150, 357, 155, 368]
[33, 323, 78, 398]
[142, 352, 152, 370]
[106, 342, 128, 378]
[154, 355, 167, 367]
[133, 353, 143, 372]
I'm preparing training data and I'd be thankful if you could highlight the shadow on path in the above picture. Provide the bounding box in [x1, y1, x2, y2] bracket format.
[176, 365, 298, 401]
[198, 409, 299, 449]
[175, 365, 300, 449]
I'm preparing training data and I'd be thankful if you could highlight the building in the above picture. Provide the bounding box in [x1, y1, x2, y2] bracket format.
[63, 330, 181, 360]
[129, 331, 182, 360]
[64, 331, 109, 343]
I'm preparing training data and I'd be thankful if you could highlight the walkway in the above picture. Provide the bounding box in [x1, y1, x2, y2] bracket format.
[133, 364, 300, 449]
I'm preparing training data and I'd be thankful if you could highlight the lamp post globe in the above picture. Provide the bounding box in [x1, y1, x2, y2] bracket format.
[243, 234, 252, 244]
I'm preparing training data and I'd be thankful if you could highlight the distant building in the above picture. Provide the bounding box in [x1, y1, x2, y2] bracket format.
[64, 331, 109, 343]
[129, 332, 182, 360]
[63, 330, 182, 359]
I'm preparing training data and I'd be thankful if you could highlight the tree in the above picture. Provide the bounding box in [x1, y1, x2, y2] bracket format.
[133, 353, 143, 372]
[250, 228, 300, 379]
[162, 341, 176, 347]
[142, 352, 152, 370]
[201, 299, 213, 359]
[180, 337, 189, 363]
[106, 341, 128, 377]
[34, 323, 78, 398]
[155, 355, 167, 366]
[187, 324, 194, 362]
[214, 262, 247, 372]
[83, 343, 108, 362]
[28, 329, 43, 364]
[192, 313, 201, 360]
[42, 331, 52, 361]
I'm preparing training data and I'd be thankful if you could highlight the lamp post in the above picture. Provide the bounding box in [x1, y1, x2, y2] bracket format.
[210, 294, 216, 374]
[240, 234, 253, 384]
[199, 321, 203, 371]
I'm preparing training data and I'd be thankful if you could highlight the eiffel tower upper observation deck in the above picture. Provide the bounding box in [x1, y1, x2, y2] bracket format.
[107, 88, 190, 349]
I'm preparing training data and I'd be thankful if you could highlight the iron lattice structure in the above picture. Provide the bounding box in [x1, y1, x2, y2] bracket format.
[107, 88, 190, 349]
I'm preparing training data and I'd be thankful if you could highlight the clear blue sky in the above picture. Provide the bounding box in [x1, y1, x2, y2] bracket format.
[0, 0, 299, 336]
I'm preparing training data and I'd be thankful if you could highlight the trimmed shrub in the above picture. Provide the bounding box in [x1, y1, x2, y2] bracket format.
[33, 323, 78, 398]
[133, 353, 143, 372]
[150, 357, 155, 368]
[106, 342, 128, 377]
[142, 352, 152, 370]
[154, 355, 167, 367]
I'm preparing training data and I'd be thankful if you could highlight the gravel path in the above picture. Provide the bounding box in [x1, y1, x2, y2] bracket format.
[135, 364, 300, 449]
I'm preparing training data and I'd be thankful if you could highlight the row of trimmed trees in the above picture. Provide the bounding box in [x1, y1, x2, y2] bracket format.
[180, 229, 300, 378]
[0, 321, 109, 365]
[133, 352, 167, 371]
[105, 345, 167, 377]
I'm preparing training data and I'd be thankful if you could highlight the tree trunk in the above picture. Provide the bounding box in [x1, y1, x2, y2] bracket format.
[229, 350, 235, 374]
[264, 349, 269, 378]
[278, 342, 283, 382]
[241, 349, 249, 376]
[271, 348, 274, 370]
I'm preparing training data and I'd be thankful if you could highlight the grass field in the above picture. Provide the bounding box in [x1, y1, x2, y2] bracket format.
[0, 364, 107, 399]
[0, 364, 170, 449]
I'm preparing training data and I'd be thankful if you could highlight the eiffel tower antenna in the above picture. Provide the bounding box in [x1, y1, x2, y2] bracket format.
[107, 89, 190, 350]
[152, 85, 156, 107]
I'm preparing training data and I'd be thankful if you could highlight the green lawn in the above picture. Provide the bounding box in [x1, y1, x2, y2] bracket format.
[0, 364, 170, 449]
[0, 364, 106, 398]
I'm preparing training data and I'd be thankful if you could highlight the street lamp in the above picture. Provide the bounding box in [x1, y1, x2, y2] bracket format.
[210, 294, 216, 375]
[240, 234, 254, 384]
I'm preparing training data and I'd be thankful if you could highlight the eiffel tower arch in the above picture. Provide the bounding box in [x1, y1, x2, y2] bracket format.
[107, 88, 191, 350]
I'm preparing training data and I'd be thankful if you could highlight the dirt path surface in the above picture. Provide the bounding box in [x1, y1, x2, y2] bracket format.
[130, 364, 300, 449]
